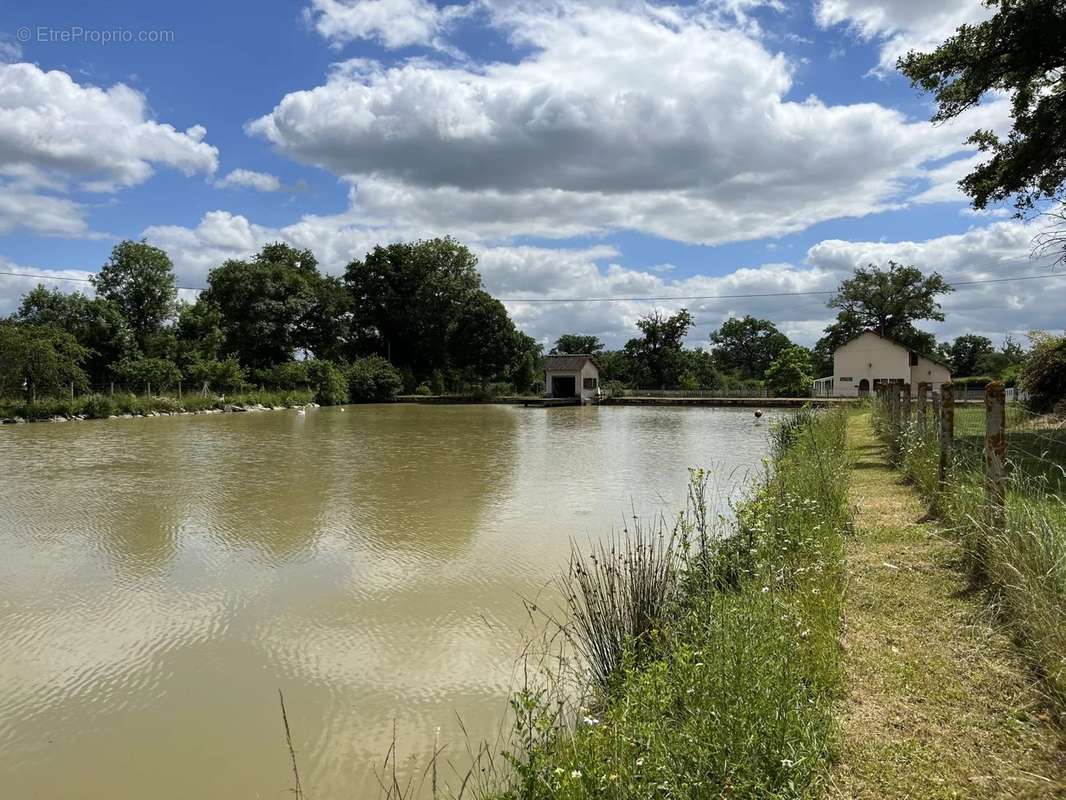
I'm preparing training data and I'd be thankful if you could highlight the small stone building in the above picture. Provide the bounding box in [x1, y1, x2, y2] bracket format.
[543, 355, 601, 403]
[813, 331, 951, 397]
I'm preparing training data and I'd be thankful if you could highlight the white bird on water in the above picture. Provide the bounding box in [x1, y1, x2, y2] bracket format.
[296, 407, 306, 415]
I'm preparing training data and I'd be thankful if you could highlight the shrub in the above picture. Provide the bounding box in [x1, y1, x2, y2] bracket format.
[347, 356, 402, 402]
[305, 359, 349, 406]
[114, 356, 182, 392]
[254, 360, 309, 389]
[1020, 330, 1066, 413]
[765, 345, 813, 397]
[414, 383, 433, 396]
[82, 394, 117, 419]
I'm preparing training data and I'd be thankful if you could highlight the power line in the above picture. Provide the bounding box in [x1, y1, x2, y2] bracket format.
[1, 269, 1063, 303]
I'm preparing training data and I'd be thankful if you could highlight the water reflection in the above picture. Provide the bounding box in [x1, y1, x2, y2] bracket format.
[0, 404, 783, 799]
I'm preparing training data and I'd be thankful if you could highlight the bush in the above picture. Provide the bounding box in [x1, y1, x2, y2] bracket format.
[305, 359, 348, 406]
[253, 360, 309, 389]
[82, 394, 117, 419]
[114, 356, 181, 392]
[765, 345, 813, 396]
[347, 356, 402, 402]
[414, 383, 433, 396]
[1020, 330, 1066, 413]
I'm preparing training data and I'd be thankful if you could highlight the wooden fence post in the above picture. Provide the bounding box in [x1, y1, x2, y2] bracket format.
[916, 382, 928, 437]
[985, 381, 1006, 536]
[937, 382, 953, 512]
[888, 385, 898, 441]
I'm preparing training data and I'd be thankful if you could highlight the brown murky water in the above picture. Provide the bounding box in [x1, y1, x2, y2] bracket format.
[0, 404, 781, 798]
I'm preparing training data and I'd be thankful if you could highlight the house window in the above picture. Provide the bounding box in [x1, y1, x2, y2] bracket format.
[838, 377, 853, 382]
[583, 377, 598, 390]
[909, 351, 919, 366]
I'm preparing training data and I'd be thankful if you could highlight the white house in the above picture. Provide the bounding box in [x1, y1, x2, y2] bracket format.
[813, 331, 951, 398]
[544, 355, 601, 403]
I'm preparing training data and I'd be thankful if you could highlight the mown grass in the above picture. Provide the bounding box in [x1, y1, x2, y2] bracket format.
[0, 389, 314, 421]
[484, 407, 851, 800]
[878, 400, 1066, 723]
[830, 414, 1066, 798]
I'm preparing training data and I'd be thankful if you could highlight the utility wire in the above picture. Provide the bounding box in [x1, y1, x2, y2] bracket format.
[0, 269, 1062, 303]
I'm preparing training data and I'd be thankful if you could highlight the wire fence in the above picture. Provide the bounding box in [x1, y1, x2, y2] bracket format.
[871, 380, 1066, 715]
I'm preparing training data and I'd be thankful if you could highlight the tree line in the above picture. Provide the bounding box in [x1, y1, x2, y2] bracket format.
[551, 260, 1034, 396]
[1, 239, 1058, 407]
[1, 237, 541, 405]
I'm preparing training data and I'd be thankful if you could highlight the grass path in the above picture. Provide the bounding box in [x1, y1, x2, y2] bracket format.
[828, 413, 1066, 799]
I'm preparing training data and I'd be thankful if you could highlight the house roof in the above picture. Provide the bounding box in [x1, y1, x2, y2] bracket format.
[839, 330, 951, 370]
[543, 354, 599, 371]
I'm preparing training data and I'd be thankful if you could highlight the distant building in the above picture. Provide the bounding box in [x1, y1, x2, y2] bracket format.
[543, 354, 601, 403]
[812, 331, 951, 397]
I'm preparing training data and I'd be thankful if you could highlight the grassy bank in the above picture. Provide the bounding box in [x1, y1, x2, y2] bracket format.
[482, 407, 851, 799]
[0, 389, 315, 421]
[880, 401, 1066, 721]
[831, 414, 1065, 797]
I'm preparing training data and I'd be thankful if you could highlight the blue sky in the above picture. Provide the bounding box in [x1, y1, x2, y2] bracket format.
[0, 0, 1062, 347]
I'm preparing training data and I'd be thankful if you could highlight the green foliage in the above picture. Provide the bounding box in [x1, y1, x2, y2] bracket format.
[874, 396, 1066, 718]
[347, 356, 402, 402]
[623, 309, 694, 388]
[898, 0, 1066, 215]
[344, 237, 483, 379]
[16, 285, 135, 383]
[92, 240, 177, 350]
[187, 357, 247, 392]
[551, 334, 604, 355]
[680, 348, 723, 388]
[304, 359, 349, 406]
[82, 394, 117, 419]
[175, 299, 225, 367]
[765, 345, 813, 396]
[450, 290, 528, 384]
[414, 382, 433, 396]
[200, 242, 333, 369]
[0, 320, 89, 398]
[113, 356, 182, 391]
[254, 360, 310, 389]
[493, 410, 850, 800]
[942, 333, 995, 376]
[824, 261, 951, 357]
[1020, 330, 1066, 412]
[709, 315, 791, 379]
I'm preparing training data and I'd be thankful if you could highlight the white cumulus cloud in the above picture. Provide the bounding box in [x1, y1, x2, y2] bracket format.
[130, 203, 1065, 351]
[216, 169, 284, 192]
[0, 62, 218, 237]
[814, 0, 992, 72]
[250, 3, 1006, 245]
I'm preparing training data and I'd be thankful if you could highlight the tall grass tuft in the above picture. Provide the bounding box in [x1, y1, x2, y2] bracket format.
[488, 407, 851, 799]
[563, 518, 680, 695]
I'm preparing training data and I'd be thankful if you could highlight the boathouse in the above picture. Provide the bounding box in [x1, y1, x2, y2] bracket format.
[812, 331, 951, 398]
[544, 354, 601, 403]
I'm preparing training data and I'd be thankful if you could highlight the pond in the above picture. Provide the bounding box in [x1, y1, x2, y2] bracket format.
[0, 404, 783, 798]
